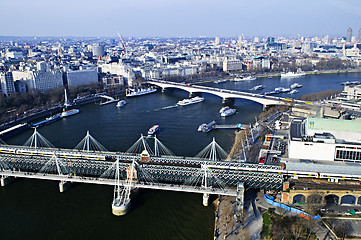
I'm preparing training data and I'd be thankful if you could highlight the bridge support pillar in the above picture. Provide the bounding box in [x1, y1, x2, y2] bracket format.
[59, 181, 71, 193]
[112, 200, 131, 216]
[161, 88, 165, 93]
[236, 183, 244, 213]
[203, 193, 209, 207]
[222, 98, 234, 104]
[1, 176, 14, 187]
[189, 92, 201, 98]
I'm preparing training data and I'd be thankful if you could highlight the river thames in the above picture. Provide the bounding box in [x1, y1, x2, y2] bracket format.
[1, 72, 360, 240]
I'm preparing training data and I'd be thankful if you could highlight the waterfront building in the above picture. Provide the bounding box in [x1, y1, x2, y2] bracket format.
[288, 118, 361, 162]
[347, 27, 352, 43]
[222, 59, 242, 72]
[30, 69, 63, 92]
[341, 84, 361, 100]
[99, 62, 135, 86]
[66, 69, 98, 87]
[0, 71, 15, 96]
[101, 74, 124, 86]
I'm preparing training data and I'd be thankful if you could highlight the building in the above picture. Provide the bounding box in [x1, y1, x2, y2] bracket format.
[341, 84, 361, 100]
[99, 62, 135, 86]
[101, 74, 124, 86]
[92, 44, 105, 57]
[0, 72, 15, 96]
[215, 36, 220, 45]
[31, 69, 63, 92]
[358, 28, 361, 43]
[66, 69, 98, 87]
[288, 118, 361, 162]
[222, 59, 242, 72]
[347, 27, 353, 43]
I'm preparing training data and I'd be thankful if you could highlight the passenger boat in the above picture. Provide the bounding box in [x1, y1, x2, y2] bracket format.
[61, 109, 79, 117]
[31, 113, 63, 128]
[116, 100, 127, 107]
[214, 80, 228, 84]
[281, 72, 306, 78]
[177, 96, 205, 106]
[289, 89, 298, 94]
[233, 76, 256, 81]
[126, 88, 157, 97]
[219, 106, 230, 113]
[148, 125, 159, 135]
[250, 85, 265, 91]
[220, 108, 236, 117]
[290, 83, 302, 89]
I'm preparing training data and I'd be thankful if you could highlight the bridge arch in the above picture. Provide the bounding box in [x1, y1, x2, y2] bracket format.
[148, 80, 286, 107]
[358, 196, 361, 205]
[324, 194, 339, 205]
[340, 195, 356, 205]
[307, 194, 323, 204]
[293, 194, 306, 204]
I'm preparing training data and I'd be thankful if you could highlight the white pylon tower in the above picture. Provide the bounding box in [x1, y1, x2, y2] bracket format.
[112, 157, 136, 216]
[24, 128, 54, 149]
[202, 164, 210, 207]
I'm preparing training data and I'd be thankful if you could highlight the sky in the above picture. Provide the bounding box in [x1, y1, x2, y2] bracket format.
[1, 0, 361, 38]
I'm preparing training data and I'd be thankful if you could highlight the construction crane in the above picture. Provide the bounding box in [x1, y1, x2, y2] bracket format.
[117, 32, 127, 56]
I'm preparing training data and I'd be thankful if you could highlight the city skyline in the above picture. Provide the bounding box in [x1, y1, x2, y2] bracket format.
[1, 0, 361, 38]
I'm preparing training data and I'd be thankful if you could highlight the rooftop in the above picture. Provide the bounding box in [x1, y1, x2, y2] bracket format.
[307, 117, 361, 134]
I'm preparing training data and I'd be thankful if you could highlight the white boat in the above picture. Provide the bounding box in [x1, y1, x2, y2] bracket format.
[281, 72, 306, 78]
[198, 123, 207, 132]
[62, 88, 79, 117]
[274, 87, 290, 93]
[233, 76, 256, 81]
[61, 109, 79, 117]
[219, 106, 230, 113]
[220, 108, 236, 117]
[289, 89, 298, 94]
[290, 83, 303, 89]
[126, 88, 157, 97]
[148, 125, 159, 135]
[116, 100, 127, 107]
[251, 85, 265, 91]
[177, 96, 205, 106]
[215, 80, 228, 84]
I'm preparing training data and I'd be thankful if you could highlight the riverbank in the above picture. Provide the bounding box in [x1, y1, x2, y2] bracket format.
[192, 68, 361, 84]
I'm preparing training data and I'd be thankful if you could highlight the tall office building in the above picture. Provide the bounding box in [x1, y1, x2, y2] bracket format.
[346, 27, 352, 42]
[92, 44, 105, 57]
[215, 36, 220, 45]
[0, 72, 15, 96]
[66, 69, 98, 87]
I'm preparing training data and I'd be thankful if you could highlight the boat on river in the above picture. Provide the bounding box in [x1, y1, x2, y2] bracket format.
[126, 88, 157, 97]
[177, 96, 204, 106]
[281, 72, 306, 78]
[116, 100, 127, 107]
[148, 125, 159, 135]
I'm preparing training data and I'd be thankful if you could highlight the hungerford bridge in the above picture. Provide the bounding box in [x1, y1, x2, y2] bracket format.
[147, 79, 314, 107]
[1, 129, 360, 216]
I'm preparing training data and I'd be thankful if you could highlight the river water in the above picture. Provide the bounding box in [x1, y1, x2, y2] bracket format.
[1, 72, 360, 240]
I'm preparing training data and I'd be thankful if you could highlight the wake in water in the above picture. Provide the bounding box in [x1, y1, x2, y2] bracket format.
[153, 105, 178, 112]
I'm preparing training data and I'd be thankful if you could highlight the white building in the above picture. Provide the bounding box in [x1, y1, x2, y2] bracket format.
[99, 62, 135, 86]
[0, 72, 15, 96]
[66, 69, 98, 87]
[341, 84, 361, 100]
[223, 59, 242, 72]
[288, 118, 361, 162]
[31, 69, 63, 92]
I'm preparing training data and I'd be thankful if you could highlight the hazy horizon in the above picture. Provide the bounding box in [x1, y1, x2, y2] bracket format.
[1, 0, 361, 38]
